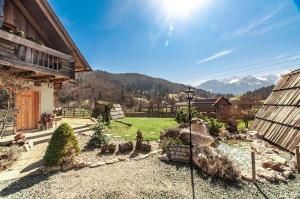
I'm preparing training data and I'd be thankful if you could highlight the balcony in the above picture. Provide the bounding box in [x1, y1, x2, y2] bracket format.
[0, 29, 75, 80]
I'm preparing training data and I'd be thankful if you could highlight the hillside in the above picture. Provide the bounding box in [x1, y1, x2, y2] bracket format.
[59, 70, 219, 106]
[242, 85, 274, 100]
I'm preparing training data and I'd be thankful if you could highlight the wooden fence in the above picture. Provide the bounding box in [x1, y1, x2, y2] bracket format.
[125, 112, 175, 118]
[62, 107, 92, 118]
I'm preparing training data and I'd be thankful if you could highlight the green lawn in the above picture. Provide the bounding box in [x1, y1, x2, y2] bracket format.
[237, 120, 254, 131]
[106, 117, 178, 141]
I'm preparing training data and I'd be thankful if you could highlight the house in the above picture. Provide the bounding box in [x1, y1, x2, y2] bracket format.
[193, 97, 232, 119]
[251, 69, 300, 153]
[174, 97, 232, 119]
[0, 0, 91, 135]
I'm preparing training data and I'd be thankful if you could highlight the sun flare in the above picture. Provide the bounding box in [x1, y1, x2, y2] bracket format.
[162, 0, 210, 19]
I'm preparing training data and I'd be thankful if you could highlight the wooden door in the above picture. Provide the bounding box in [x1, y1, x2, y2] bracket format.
[16, 90, 40, 131]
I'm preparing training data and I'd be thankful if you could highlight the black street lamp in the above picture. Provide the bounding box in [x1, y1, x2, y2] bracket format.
[184, 87, 195, 199]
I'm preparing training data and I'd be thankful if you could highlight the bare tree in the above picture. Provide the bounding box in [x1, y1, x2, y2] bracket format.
[0, 73, 29, 137]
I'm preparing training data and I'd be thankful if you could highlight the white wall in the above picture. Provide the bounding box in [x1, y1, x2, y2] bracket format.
[40, 83, 54, 115]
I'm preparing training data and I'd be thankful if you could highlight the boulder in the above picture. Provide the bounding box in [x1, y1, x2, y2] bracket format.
[76, 162, 88, 168]
[282, 170, 293, 178]
[159, 154, 169, 162]
[61, 162, 76, 171]
[179, 128, 214, 147]
[44, 166, 61, 173]
[257, 169, 276, 182]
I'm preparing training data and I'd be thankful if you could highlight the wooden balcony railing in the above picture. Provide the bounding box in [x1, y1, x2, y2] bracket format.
[0, 29, 75, 79]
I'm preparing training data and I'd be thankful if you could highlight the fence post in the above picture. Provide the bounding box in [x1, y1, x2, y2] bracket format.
[296, 145, 300, 174]
[251, 150, 256, 183]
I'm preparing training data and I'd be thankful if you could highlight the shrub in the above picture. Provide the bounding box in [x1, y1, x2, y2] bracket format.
[160, 127, 181, 140]
[205, 118, 223, 137]
[44, 123, 80, 166]
[161, 137, 183, 152]
[102, 103, 113, 125]
[193, 147, 240, 182]
[88, 122, 109, 148]
[175, 107, 202, 123]
[118, 141, 134, 153]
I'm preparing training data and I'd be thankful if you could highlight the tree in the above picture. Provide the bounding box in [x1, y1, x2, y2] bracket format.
[0, 73, 30, 137]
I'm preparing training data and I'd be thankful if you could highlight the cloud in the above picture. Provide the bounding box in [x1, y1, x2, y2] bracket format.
[223, 3, 284, 39]
[197, 49, 233, 64]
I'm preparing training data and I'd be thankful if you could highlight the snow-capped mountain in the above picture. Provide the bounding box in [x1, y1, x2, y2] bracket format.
[197, 74, 279, 95]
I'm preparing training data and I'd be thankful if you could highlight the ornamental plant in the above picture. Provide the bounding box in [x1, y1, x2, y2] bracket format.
[44, 123, 80, 166]
[175, 107, 202, 123]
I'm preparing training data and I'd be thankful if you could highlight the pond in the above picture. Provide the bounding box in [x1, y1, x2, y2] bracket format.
[216, 140, 253, 173]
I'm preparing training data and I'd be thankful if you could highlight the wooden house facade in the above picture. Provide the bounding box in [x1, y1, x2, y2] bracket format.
[175, 97, 232, 120]
[252, 69, 300, 153]
[0, 0, 90, 135]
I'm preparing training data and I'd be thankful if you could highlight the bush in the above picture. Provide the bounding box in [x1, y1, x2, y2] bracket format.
[161, 137, 183, 152]
[175, 107, 202, 123]
[205, 118, 223, 137]
[44, 123, 80, 166]
[160, 127, 181, 140]
[88, 122, 110, 148]
[194, 147, 240, 182]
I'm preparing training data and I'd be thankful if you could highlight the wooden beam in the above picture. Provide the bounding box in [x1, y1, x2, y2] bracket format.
[0, 57, 73, 79]
[0, 29, 72, 60]
[14, 71, 35, 77]
[11, 0, 54, 47]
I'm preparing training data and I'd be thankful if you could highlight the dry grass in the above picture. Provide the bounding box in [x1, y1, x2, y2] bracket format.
[193, 147, 241, 182]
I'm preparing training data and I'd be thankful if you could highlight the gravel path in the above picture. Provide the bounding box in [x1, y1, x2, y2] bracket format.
[0, 155, 299, 199]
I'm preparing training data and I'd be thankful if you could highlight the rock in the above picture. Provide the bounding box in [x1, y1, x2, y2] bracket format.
[159, 154, 169, 162]
[257, 168, 276, 182]
[44, 166, 61, 173]
[89, 161, 106, 168]
[179, 128, 214, 147]
[106, 159, 119, 164]
[282, 170, 293, 178]
[62, 162, 76, 171]
[275, 173, 287, 182]
[139, 154, 150, 159]
[241, 172, 253, 182]
[269, 154, 287, 165]
[76, 162, 88, 168]
[118, 157, 127, 161]
[23, 144, 30, 152]
[292, 155, 298, 169]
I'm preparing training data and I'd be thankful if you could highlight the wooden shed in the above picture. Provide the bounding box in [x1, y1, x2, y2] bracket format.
[252, 69, 300, 152]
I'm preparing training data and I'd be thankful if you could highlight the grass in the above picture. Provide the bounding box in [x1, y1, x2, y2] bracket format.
[237, 120, 253, 132]
[106, 117, 178, 141]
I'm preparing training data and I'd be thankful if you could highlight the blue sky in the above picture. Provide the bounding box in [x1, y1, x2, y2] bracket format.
[49, 0, 300, 85]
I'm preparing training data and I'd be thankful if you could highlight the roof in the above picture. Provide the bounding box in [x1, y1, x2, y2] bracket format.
[194, 97, 232, 105]
[19, 0, 91, 72]
[252, 69, 300, 152]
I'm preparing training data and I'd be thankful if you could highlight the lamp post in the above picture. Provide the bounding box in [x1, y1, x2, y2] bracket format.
[184, 87, 195, 199]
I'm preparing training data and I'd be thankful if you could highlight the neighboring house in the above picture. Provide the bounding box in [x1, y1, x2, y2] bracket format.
[252, 69, 300, 153]
[193, 97, 232, 119]
[0, 0, 91, 135]
[174, 97, 232, 119]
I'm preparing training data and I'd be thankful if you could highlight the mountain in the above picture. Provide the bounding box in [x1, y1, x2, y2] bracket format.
[59, 70, 221, 107]
[197, 74, 278, 95]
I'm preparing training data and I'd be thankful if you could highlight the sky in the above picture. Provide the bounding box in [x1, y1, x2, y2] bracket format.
[49, 0, 300, 85]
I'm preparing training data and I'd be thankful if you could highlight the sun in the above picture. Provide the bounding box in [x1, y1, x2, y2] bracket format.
[162, 0, 210, 19]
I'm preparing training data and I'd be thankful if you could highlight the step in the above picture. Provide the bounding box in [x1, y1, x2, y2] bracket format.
[74, 126, 93, 134]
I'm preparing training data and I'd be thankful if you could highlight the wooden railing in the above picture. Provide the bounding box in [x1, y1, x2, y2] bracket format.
[0, 29, 75, 79]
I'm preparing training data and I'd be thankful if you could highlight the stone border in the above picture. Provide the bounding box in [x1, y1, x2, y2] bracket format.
[166, 145, 190, 163]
